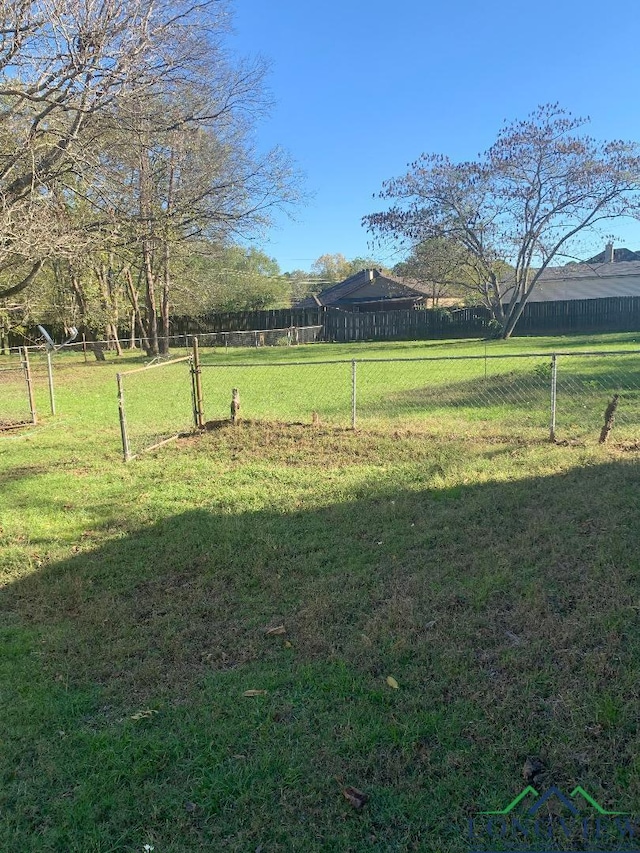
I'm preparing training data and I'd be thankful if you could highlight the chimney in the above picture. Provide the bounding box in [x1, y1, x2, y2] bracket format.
[364, 269, 374, 282]
[604, 242, 614, 263]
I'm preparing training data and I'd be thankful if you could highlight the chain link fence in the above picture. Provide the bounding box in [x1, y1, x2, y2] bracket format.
[198, 359, 353, 427]
[116, 357, 195, 460]
[116, 346, 640, 459]
[10, 325, 324, 359]
[554, 351, 640, 443]
[0, 349, 39, 428]
[191, 326, 323, 349]
[352, 354, 551, 435]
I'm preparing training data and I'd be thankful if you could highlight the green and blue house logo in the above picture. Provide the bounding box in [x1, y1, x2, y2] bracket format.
[468, 784, 639, 852]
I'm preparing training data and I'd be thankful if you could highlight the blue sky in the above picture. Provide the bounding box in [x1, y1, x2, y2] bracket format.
[229, 0, 640, 272]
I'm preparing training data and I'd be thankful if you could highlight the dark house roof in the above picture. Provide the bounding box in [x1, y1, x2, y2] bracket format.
[296, 269, 430, 310]
[584, 247, 640, 263]
[500, 246, 640, 302]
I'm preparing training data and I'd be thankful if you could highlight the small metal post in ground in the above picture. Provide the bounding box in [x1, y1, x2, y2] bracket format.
[549, 353, 558, 441]
[192, 336, 205, 428]
[46, 350, 56, 415]
[189, 355, 197, 426]
[117, 373, 132, 461]
[351, 359, 357, 429]
[21, 347, 37, 424]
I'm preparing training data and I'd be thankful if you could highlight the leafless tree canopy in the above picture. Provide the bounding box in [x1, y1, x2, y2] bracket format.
[0, 0, 301, 354]
[364, 105, 640, 337]
[0, 1, 298, 308]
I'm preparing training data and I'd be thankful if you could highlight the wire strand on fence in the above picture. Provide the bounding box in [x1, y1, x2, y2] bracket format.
[12, 325, 324, 357]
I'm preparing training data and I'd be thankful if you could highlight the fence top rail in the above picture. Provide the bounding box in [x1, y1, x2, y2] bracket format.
[117, 356, 192, 377]
[544, 349, 640, 357]
[201, 359, 356, 368]
[209, 325, 323, 334]
[199, 348, 640, 368]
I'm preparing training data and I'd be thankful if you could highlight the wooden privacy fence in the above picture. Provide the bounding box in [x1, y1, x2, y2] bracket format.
[323, 307, 489, 342]
[14, 296, 640, 351]
[170, 306, 490, 341]
[160, 298, 640, 342]
[513, 296, 640, 333]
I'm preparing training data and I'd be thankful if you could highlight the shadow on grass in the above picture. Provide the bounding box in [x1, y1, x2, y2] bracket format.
[2, 460, 640, 851]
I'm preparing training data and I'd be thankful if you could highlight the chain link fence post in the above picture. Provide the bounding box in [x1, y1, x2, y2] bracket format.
[46, 350, 56, 415]
[192, 337, 205, 428]
[117, 372, 131, 462]
[549, 353, 558, 442]
[351, 359, 357, 429]
[21, 347, 37, 424]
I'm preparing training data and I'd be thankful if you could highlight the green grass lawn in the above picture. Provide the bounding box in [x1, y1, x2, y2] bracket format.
[1, 333, 640, 851]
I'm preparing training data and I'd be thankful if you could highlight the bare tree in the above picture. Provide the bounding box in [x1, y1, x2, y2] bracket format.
[77, 79, 299, 353]
[364, 105, 640, 337]
[0, 1, 301, 353]
[0, 0, 232, 299]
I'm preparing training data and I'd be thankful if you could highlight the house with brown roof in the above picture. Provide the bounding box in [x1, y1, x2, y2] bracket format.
[296, 268, 430, 312]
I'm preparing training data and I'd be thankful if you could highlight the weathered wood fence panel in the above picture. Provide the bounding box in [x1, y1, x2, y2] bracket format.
[322, 307, 490, 342]
[9, 296, 640, 348]
[514, 296, 640, 333]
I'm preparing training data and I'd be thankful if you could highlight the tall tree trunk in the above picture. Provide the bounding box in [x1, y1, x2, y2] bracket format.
[502, 296, 529, 339]
[96, 262, 123, 355]
[159, 148, 175, 355]
[129, 311, 136, 349]
[142, 241, 159, 356]
[124, 267, 150, 352]
[109, 323, 123, 356]
[69, 269, 104, 361]
[139, 141, 159, 357]
[160, 252, 170, 355]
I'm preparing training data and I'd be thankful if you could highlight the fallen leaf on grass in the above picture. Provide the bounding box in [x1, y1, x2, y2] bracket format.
[386, 676, 399, 689]
[184, 801, 197, 813]
[130, 709, 158, 721]
[425, 620, 438, 630]
[243, 689, 268, 697]
[264, 625, 286, 636]
[284, 640, 293, 648]
[342, 786, 369, 810]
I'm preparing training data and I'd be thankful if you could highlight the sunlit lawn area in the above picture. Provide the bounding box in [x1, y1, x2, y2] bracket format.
[1, 332, 639, 851]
